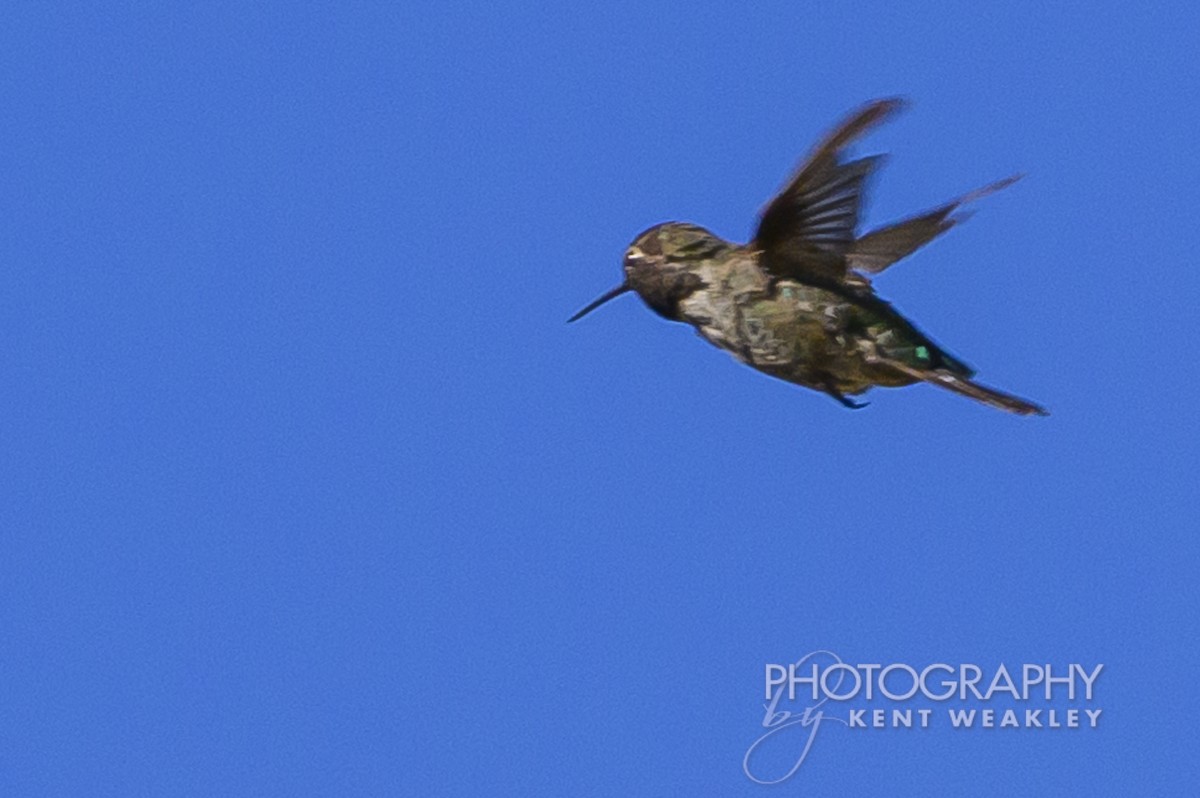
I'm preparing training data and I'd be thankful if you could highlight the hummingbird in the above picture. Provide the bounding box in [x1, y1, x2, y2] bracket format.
[569, 98, 1047, 416]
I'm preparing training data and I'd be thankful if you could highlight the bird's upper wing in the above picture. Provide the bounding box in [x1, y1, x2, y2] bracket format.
[754, 98, 905, 284]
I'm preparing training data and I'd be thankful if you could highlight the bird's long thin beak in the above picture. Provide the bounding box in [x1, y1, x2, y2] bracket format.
[567, 283, 631, 323]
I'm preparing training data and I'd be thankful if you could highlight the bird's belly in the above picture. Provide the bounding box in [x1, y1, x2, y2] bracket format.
[737, 290, 880, 394]
[739, 294, 864, 384]
[685, 282, 914, 395]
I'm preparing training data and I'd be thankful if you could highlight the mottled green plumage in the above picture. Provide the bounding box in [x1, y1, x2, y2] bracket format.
[570, 100, 1047, 416]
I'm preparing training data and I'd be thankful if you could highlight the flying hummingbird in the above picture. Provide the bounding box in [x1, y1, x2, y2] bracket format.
[569, 98, 1047, 416]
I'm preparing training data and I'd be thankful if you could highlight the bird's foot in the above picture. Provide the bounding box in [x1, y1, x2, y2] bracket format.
[822, 379, 870, 410]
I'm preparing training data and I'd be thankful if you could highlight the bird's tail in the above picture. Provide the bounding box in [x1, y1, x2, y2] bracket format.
[920, 370, 1048, 416]
[879, 357, 1047, 416]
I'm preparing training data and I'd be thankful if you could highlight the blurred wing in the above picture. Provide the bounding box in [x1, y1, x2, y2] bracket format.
[754, 98, 905, 283]
[848, 174, 1023, 274]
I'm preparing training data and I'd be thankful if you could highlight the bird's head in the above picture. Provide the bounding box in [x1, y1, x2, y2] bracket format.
[569, 222, 726, 323]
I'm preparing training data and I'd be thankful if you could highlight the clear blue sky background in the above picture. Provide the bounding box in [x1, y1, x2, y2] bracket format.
[1, 1, 1197, 795]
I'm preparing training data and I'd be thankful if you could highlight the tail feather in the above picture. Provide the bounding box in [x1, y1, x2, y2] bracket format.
[877, 357, 1047, 416]
[921, 370, 1048, 416]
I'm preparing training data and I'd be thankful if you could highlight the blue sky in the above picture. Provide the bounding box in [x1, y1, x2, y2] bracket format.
[1, 1, 1197, 795]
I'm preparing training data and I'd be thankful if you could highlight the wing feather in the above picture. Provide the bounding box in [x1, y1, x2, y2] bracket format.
[848, 174, 1023, 274]
[755, 98, 906, 283]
